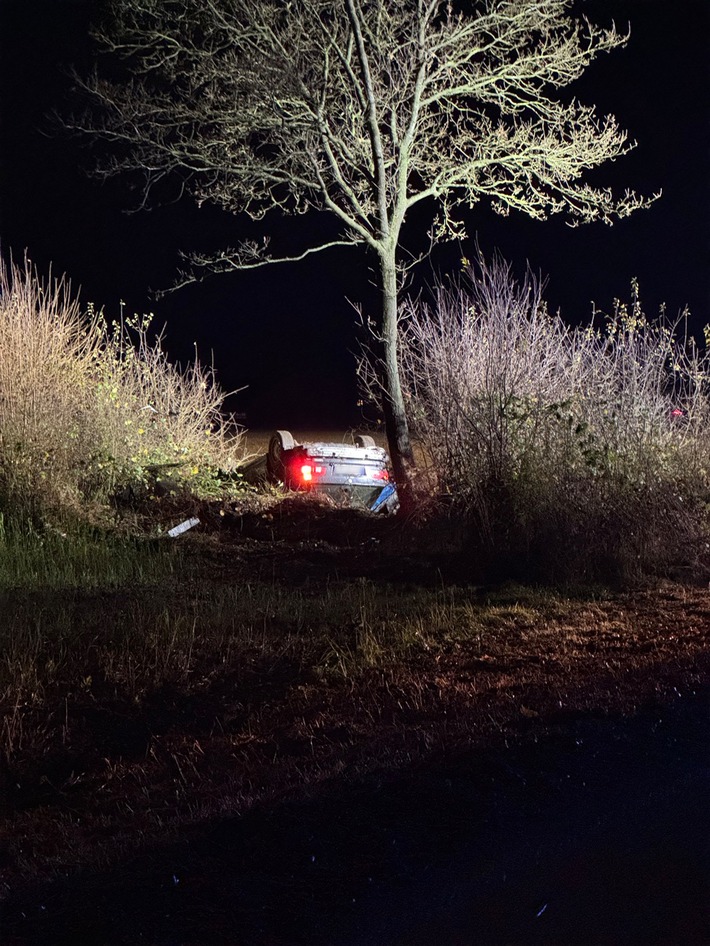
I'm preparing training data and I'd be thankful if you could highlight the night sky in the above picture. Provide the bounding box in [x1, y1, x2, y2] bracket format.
[1, 0, 708, 427]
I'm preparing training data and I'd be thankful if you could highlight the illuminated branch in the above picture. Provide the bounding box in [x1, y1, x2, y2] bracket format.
[65, 0, 655, 495]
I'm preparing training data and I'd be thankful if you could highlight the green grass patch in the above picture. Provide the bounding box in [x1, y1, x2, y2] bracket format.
[0, 522, 179, 593]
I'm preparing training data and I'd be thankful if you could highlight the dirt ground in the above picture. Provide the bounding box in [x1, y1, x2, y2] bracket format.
[1, 501, 709, 945]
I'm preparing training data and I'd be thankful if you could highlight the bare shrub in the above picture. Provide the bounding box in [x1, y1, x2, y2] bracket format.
[0, 257, 102, 521]
[89, 312, 242, 500]
[377, 255, 710, 583]
[0, 256, 242, 525]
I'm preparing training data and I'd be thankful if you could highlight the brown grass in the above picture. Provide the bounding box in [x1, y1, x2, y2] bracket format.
[0, 511, 708, 893]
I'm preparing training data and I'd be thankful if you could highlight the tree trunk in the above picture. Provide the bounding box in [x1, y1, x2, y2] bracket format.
[378, 250, 417, 510]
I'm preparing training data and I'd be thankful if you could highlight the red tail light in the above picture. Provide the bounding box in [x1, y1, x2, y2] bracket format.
[372, 468, 390, 482]
[299, 462, 326, 482]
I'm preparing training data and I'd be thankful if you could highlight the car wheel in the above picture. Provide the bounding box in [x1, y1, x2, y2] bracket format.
[354, 434, 376, 449]
[267, 430, 296, 482]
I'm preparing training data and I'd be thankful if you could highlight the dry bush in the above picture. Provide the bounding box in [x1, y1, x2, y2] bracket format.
[0, 256, 242, 525]
[373, 255, 710, 583]
[90, 311, 242, 499]
[0, 257, 103, 522]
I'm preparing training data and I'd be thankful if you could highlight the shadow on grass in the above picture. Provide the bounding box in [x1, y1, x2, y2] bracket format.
[3, 650, 307, 815]
[3, 690, 708, 946]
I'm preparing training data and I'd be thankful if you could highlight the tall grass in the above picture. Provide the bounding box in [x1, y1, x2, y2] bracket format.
[0, 255, 242, 528]
[390, 255, 710, 582]
[0, 520, 178, 592]
[0, 570, 480, 759]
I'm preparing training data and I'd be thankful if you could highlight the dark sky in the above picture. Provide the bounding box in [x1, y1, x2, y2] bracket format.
[1, 0, 708, 427]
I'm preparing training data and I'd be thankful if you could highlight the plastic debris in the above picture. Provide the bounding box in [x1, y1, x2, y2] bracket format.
[167, 517, 200, 538]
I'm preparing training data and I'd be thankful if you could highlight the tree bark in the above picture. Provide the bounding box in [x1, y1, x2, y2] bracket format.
[378, 250, 416, 510]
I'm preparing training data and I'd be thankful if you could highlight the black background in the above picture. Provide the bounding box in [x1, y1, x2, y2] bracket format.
[1, 0, 708, 426]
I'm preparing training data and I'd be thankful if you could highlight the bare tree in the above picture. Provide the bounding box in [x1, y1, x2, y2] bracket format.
[70, 0, 653, 499]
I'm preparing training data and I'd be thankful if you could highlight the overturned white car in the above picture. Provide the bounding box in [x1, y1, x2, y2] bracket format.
[266, 430, 399, 514]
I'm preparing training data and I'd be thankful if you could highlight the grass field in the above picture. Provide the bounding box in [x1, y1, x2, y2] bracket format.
[0, 497, 708, 944]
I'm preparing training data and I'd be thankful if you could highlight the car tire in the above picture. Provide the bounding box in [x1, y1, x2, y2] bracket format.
[267, 430, 296, 482]
[354, 434, 376, 449]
